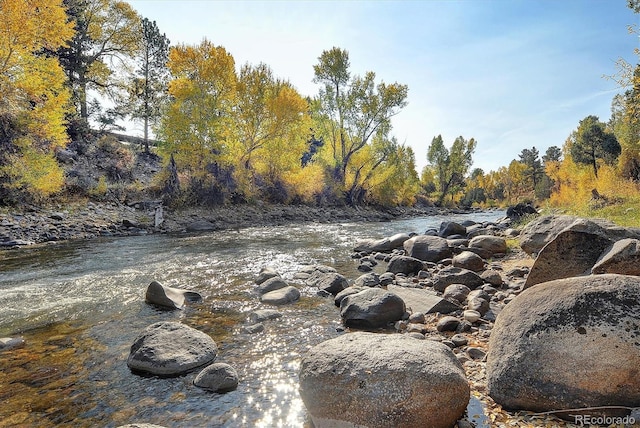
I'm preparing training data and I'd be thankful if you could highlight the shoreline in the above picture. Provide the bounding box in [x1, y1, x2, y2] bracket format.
[0, 201, 493, 249]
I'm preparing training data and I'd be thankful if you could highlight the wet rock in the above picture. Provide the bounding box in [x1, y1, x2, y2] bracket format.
[255, 267, 280, 285]
[340, 288, 406, 329]
[248, 309, 282, 323]
[452, 251, 485, 272]
[259, 286, 300, 305]
[256, 276, 288, 294]
[145, 281, 202, 310]
[127, 321, 217, 376]
[388, 284, 461, 314]
[354, 237, 391, 253]
[592, 238, 640, 275]
[299, 332, 469, 428]
[403, 235, 452, 262]
[387, 255, 424, 275]
[310, 272, 348, 295]
[194, 362, 239, 392]
[243, 323, 264, 334]
[0, 336, 25, 351]
[487, 274, 640, 418]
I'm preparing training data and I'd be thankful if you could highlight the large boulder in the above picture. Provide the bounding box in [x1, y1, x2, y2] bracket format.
[145, 281, 202, 310]
[387, 255, 424, 275]
[340, 288, 405, 329]
[299, 332, 470, 428]
[388, 233, 411, 249]
[127, 321, 217, 376]
[505, 202, 537, 221]
[524, 219, 615, 288]
[487, 274, 640, 417]
[592, 238, 640, 275]
[519, 215, 640, 256]
[403, 235, 452, 262]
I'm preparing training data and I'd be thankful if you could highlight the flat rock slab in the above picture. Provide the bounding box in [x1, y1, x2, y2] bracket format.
[127, 321, 217, 376]
[387, 285, 461, 314]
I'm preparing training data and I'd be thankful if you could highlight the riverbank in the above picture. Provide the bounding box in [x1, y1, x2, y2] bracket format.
[0, 200, 485, 248]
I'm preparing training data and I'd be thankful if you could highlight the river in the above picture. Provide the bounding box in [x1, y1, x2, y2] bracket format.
[0, 210, 502, 427]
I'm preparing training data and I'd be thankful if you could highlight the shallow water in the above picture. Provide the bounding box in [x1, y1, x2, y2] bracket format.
[0, 210, 502, 427]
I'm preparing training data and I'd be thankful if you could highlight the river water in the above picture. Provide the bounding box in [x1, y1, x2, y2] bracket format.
[0, 210, 502, 428]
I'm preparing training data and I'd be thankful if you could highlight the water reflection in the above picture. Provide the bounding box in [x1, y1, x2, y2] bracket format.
[0, 211, 501, 426]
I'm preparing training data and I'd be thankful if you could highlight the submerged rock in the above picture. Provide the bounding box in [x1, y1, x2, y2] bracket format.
[127, 321, 217, 376]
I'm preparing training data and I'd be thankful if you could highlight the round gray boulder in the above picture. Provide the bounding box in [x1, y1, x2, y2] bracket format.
[487, 274, 640, 417]
[259, 286, 300, 305]
[340, 288, 405, 329]
[193, 362, 239, 392]
[127, 322, 217, 376]
[403, 235, 452, 262]
[299, 332, 470, 428]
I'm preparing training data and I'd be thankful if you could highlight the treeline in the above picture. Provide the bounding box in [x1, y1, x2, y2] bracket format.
[1, 0, 638, 211]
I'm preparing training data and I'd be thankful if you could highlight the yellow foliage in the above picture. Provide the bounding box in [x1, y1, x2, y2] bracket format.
[1, 141, 65, 198]
[283, 163, 326, 203]
[0, 0, 73, 149]
[89, 176, 108, 198]
[159, 40, 237, 176]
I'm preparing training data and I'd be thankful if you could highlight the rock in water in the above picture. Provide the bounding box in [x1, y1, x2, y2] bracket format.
[127, 321, 217, 376]
[145, 281, 202, 310]
[259, 286, 300, 305]
[487, 274, 640, 418]
[193, 362, 239, 392]
[299, 332, 469, 428]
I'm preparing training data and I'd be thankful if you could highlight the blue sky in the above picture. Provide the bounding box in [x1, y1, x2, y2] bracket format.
[127, 0, 638, 173]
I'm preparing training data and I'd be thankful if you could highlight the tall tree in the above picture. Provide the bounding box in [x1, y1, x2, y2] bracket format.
[55, 0, 140, 125]
[518, 146, 543, 192]
[427, 135, 476, 206]
[127, 17, 170, 152]
[0, 0, 75, 201]
[569, 115, 621, 177]
[234, 63, 309, 171]
[158, 39, 237, 175]
[312, 47, 408, 203]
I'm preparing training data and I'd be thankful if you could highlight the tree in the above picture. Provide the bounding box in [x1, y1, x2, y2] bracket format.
[569, 115, 621, 177]
[427, 135, 476, 206]
[234, 63, 309, 172]
[542, 146, 562, 163]
[55, 0, 141, 125]
[127, 18, 170, 152]
[0, 0, 74, 201]
[518, 146, 543, 193]
[158, 39, 237, 177]
[312, 47, 408, 203]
